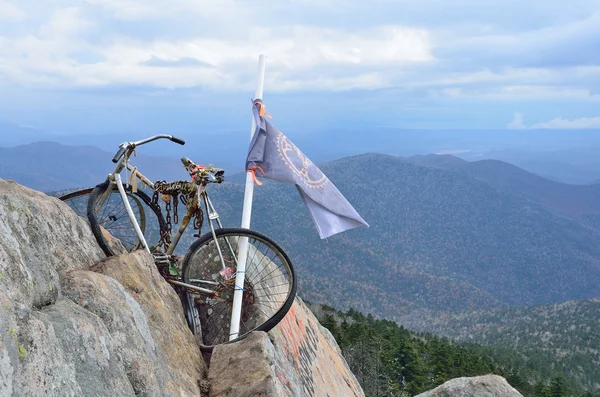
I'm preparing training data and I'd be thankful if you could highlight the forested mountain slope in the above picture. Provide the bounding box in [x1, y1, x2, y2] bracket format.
[207, 153, 600, 318]
[311, 304, 599, 396]
[399, 298, 600, 391]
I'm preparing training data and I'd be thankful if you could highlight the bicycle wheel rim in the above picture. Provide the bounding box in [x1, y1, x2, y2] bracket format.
[59, 188, 94, 218]
[88, 182, 164, 256]
[181, 228, 296, 350]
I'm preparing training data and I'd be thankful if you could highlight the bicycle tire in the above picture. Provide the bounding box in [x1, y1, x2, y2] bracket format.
[87, 181, 166, 257]
[180, 289, 202, 337]
[62, 186, 148, 252]
[59, 188, 94, 218]
[181, 227, 296, 351]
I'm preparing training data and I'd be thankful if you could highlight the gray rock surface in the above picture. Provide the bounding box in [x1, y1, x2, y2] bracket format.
[208, 332, 286, 397]
[0, 180, 207, 396]
[1, 179, 365, 397]
[208, 298, 365, 397]
[88, 251, 207, 396]
[0, 179, 105, 308]
[415, 374, 524, 397]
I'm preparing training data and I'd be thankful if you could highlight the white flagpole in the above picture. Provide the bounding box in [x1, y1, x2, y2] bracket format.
[229, 54, 266, 340]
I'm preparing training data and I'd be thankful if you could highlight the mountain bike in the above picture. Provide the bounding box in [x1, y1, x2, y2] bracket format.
[59, 134, 296, 351]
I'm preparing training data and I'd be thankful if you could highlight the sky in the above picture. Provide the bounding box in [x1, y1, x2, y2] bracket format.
[0, 0, 599, 135]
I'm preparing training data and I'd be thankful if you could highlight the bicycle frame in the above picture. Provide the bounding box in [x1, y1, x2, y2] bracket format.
[94, 137, 238, 296]
[86, 133, 294, 347]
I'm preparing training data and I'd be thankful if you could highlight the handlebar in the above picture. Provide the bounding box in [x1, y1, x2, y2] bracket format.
[112, 134, 186, 163]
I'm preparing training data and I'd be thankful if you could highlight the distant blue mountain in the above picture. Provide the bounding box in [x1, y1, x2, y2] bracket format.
[0, 121, 50, 146]
[0, 141, 191, 192]
[2, 122, 600, 184]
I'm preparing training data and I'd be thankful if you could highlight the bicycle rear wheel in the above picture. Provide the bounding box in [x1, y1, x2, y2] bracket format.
[59, 188, 94, 218]
[181, 227, 296, 351]
[87, 181, 166, 256]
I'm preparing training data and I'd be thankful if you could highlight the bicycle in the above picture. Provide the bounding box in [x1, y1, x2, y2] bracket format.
[60, 134, 296, 351]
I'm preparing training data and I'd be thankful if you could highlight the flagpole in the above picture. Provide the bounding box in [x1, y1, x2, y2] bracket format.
[229, 54, 266, 341]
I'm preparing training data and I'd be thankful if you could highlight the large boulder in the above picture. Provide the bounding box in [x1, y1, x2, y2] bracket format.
[208, 298, 365, 397]
[0, 180, 207, 396]
[415, 374, 523, 397]
[0, 179, 105, 307]
[1, 179, 364, 397]
[86, 250, 207, 396]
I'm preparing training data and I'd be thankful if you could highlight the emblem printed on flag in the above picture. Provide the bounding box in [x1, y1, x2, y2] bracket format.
[277, 132, 328, 189]
[246, 100, 369, 239]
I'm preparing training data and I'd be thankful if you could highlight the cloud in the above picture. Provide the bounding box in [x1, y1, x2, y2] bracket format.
[277, 72, 387, 91]
[507, 113, 600, 129]
[437, 12, 600, 70]
[0, 0, 598, 103]
[142, 56, 215, 68]
[0, 18, 433, 90]
[507, 112, 525, 129]
[86, 0, 255, 21]
[531, 116, 600, 129]
[0, 1, 26, 21]
[40, 7, 95, 37]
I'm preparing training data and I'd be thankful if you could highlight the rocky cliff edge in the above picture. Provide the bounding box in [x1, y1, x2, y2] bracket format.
[0, 179, 364, 397]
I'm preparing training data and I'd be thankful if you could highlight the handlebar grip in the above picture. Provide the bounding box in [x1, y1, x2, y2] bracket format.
[112, 146, 127, 163]
[170, 136, 186, 145]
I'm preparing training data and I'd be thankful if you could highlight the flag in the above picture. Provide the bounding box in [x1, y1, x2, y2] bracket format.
[246, 100, 369, 239]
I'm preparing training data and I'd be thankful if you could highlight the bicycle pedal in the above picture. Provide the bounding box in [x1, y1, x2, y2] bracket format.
[152, 252, 169, 266]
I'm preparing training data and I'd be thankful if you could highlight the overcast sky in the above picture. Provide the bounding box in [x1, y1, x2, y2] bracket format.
[0, 0, 599, 134]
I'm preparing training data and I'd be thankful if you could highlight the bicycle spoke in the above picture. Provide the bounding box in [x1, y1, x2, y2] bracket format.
[253, 288, 291, 297]
[99, 195, 118, 221]
[103, 202, 128, 223]
[246, 253, 282, 285]
[72, 203, 85, 217]
[181, 228, 295, 348]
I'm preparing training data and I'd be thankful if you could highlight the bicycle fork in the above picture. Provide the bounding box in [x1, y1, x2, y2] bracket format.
[113, 173, 150, 253]
[200, 189, 247, 341]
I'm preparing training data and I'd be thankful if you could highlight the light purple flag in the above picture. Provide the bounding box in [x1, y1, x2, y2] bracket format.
[246, 101, 369, 239]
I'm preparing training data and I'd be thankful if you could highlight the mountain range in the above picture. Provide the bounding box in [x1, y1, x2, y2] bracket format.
[406, 154, 600, 230]
[5, 137, 600, 395]
[202, 153, 600, 318]
[4, 142, 600, 320]
[0, 141, 206, 192]
[3, 125, 600, 184]
[460, 146, 600, 185]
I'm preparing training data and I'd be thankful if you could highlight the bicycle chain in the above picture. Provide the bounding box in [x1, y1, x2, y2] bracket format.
[173, 193, 179, 224]
[151, 180, 205, 248]
[164, 195, 172, 232]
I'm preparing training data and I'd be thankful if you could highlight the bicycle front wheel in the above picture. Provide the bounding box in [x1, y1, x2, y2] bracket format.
[87, 181, 165, 256]
[181, 228, 296, 350]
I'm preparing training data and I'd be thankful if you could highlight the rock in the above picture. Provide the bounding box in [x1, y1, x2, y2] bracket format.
[208, 298, 364, 397]
[89, 250, 207, 396]
[415, 375, 524, 397]
[0, 180, 105, 308]
[208, 332, 284, 397]
[1, 290, 137, 397]
[1, 179, 364, 397]
[19, 299, 135, 396]
[61, 268, 175, 396]
[0, 180, 207, 396]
